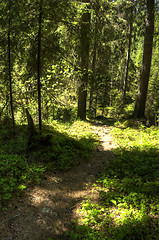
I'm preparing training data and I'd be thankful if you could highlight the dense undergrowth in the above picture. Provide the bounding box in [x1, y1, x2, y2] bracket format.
[0, 120, 99, 209]
[68, 121, 159, 240]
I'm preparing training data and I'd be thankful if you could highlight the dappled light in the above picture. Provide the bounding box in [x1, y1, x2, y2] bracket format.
[0, 120, 114, 239]
[0, 118, 159, 239]
[70, 123, 159, 240]
[0, 0, 159, 239]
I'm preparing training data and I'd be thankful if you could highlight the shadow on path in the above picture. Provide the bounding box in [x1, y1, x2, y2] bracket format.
[0, 123, 116, 240]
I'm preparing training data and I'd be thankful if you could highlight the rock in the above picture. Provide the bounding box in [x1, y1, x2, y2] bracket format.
[7, 237, 13, 240]
[42, 207, 58, 217]
[50, 211, 58, 218]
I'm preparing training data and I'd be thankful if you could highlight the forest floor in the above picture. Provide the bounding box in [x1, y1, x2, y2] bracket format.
[0, 123, 116, 240]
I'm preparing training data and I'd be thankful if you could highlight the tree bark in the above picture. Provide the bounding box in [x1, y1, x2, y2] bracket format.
[37, 0, 42, 132]
[133, 0, 154, 118]
[123, 5, 133, 104]
[78, 84, 87, 120]
[8, 0, 15, 131]
[26, 109, 38, 148]
[77, 1, 90, 120]
[89, 19, 97, 117]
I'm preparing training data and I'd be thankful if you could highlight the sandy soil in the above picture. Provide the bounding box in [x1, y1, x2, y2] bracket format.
[0, 123, 116, 240]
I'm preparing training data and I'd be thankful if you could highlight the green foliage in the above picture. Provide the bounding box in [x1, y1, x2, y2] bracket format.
[68, 123, 159, 239]
[0, 120, 99, 208]
[0, 126, 46, 205]
[41, 120, 99, 170]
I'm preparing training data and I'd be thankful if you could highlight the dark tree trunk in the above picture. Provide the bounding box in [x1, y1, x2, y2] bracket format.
[8, 0, 15, 131]
[123, 5, 133, 104]
[89, 44, 97, 113]
[133, 0, 154, 118]
[26, 109, 37, 145]
[78, 84, 87, 120]
[77, 1, 90, 120]
[37, 0, 42, 132]
[94, 90, 98, 118]
[89, 20, 97, 117]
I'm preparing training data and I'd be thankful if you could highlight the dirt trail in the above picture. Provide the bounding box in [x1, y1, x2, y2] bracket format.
[0, 124, 116, 240]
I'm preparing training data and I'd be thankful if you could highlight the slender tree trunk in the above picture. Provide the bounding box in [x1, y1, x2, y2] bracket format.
[8, 0, 15, 131]
[37, 0, 42, 132]
[109, 66, 114, 107]
[94, 89, 98, 118]
[133, 0, 154, 118]
[89, 20, 97, 116]
[77, 0, 90, 120]
[89, 43, 97, 114]
[123, 5, 133, 104]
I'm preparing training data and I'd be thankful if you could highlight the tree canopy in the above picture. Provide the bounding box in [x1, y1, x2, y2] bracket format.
[0, 0, 159, 126]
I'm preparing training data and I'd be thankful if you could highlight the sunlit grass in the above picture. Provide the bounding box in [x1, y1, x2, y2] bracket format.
[112, 123, 159, 152]
[49, 120, 98, 141]
[68, 122, 159, 240]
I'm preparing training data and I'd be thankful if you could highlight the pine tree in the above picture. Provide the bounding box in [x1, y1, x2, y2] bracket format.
[133, 0, 155, 118]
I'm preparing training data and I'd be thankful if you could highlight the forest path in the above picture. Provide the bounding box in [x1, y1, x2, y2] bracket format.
[0, 123, 116, 240]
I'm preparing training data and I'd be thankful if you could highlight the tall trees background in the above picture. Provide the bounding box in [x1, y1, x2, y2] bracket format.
[0, 0, 159, 127]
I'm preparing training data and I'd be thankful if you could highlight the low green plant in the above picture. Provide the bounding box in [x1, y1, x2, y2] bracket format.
[0, 120, 99, 208]
[67, 123, 159, 239]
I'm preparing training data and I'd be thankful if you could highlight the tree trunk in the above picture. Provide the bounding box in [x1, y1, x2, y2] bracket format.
[26, 109, 37, 146]
[8, 0, 15, 131]
[133, 0, 154, 118]
[37, 0, 42, 132]
[123, 5, 133, 104]
[89, 20, 97, 117]
[77, 1, 90, 120]
[89, 44, 96, 114]
[78, 84, 87, 120]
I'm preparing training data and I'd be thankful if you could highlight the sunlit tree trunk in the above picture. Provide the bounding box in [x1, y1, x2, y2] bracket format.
[77, 0, 90, 120]
[133, 0, 154, 118]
